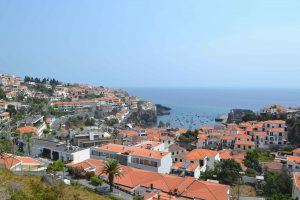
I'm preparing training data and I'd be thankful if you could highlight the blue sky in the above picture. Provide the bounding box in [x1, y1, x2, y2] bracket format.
[0, 0, 300, 88]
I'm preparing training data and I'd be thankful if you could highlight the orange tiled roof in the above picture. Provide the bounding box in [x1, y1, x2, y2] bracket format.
[267, 128, 285, 133]
[221, 135, 235, 140]
[287, 156, 300, 164]
[172, 162, 184, 169]
[185, 149, 218, 160]
[253, 131, 267, 137]
[17, 126, 38, 135]
[235, 134, 251, 139]
[293, 148, 300, 154]
[235, 140, 255, 146]
[186, 163, 199, 171]
[198, 134, 208, 140]
[0, 112, 9, 117]
[218, 150, 232, 159]
[119, 130, 139, 137]
[97, 144, 169, 159]
[135, 141, 162, 149]
[294, 173, 300, 190]
[264, 120, 286, 124]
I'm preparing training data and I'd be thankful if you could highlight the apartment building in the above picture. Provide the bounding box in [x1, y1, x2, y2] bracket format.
[91, 143, 172, 173]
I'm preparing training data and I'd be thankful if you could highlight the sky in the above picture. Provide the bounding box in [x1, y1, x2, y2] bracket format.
[0, 0, 300, 88]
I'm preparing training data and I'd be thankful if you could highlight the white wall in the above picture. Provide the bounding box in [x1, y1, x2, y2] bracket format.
[71, 148, 90, 164]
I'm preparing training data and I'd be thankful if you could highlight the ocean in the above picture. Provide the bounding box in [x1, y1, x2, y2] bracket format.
[124, 88, 300, 129]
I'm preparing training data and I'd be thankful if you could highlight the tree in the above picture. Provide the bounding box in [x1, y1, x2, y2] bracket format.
[0, 88, 6, 99]
[262, 170, 292, 198]
[24, 134, 34, 155]
[244, 150, 262, 173]
[101, 159, 122, 192]
[90, 175, 103, 186]
[158, 120, 165, 128]
[0, 139, 13, 154]
[47, 160, 64, 177]
[200, 159, 242, 185]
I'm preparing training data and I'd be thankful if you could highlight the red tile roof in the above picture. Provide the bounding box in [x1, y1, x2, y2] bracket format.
[185, 149, 218, 160]
[97, 144, 169, 159]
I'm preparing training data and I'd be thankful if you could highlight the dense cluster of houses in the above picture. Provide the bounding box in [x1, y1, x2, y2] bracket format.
[3, 73, 300, 199]
[197, 119, 288, 150]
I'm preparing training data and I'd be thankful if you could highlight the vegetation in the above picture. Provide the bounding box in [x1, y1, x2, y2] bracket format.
[262, 169, 292, 199]
[200, 159, 242, 185]
[90, 175, 103, 186]
[257, 151, 274, 162]
[0, 88, 6, 99]
[287, 119, 300, 144]
[24, 76, 61, 85]
[84, 117, 96, 126]
[101, 159, 122, 192]
[24, 134, 34, 155]
[0, 139, 13, 154]
[244, 150, 262, 173]
[158, 120, 165, 128]
[0, 168, 108, 200]
[104, 118, 118, 127]
[47, 160, 64, 177]
[178, 129, 199, 143]
[6, 105, 26, 122]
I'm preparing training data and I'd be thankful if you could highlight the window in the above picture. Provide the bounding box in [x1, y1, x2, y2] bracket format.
[238, 145, 240, 148]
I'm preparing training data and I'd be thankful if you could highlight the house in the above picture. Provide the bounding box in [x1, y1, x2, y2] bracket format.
[293, 148, 300, 157]
[168, 144, 186, 162]
[134, 141, 166, 151]
[171, 162, 201, 179]
[0, 153, 43, 171]
[234, 140, 255, 151]
[69, 159, 231, 200]
[293, 173, 300, 200]
[287, 156, 300, 173]
[0, 112, 10, 124]
[31, 138, 90, 164]
[196, 134, 208, 148]
[17, 115, 46, 137]
[91, 143, 172, 173]
[171, 149, 220, 178]
[0, 99, 7, 112]
[221, 135, 235, 149]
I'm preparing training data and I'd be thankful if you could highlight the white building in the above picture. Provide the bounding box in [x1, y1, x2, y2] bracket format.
[31, 139, 90, 164]
[91, 143, 172, 173]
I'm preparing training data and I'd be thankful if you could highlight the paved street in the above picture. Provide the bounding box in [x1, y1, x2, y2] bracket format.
[64, 174, 133, 200]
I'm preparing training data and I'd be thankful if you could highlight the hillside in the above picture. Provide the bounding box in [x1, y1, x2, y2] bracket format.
[0, 169, 110, 200]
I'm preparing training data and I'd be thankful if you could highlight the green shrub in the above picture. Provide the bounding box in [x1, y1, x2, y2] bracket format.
[90, 175, 103, 186]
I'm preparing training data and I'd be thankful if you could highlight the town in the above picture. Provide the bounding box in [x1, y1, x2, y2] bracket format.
[1, 72, 300, 200]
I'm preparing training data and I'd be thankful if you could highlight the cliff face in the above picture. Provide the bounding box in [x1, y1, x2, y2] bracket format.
[227, 109, 255, 123]
[156, 104, 171, 116]
[125, 108, 157, 127]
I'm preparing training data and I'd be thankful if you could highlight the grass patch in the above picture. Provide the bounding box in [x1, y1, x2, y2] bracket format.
[0, 168, 109, 200]
[257, 151, 274, 162]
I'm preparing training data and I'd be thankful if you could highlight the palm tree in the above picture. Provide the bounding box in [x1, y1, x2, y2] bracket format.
[101, 159, 122, 192]
[24, 133, 34, 155]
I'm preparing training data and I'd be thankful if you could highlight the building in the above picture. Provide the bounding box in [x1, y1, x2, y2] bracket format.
[287, 156, 300, 173]
[17, 115, 46, 137]
[168, 144, 186, 162]
[31, 138, 90, 163]
[0, 111, 10, 124]
[69, 158, 230, 200]
[134, 141, 166, 151]
[293, 173, 300, 200]
[0, 153, 43, 171]
[234, 140, 255, 151]
[91, 143, 172, 173]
